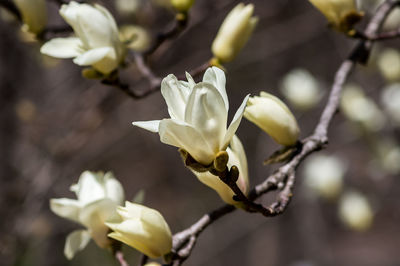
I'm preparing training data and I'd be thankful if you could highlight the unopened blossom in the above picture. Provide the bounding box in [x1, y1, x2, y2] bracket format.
[211, 3, 258, 63]
[50, 171, 125, 259]
[132, 67, 249, 166]
[339, 191, 373, 231]
[308, 0, 362, 33]
[106, 201, 172, 258]
[13, 0, 47, 34]
[244, 92, 300, 146]
[40, 1, 125, 75]
[171, 0, 195, 12]
[193, 135, 249, 206]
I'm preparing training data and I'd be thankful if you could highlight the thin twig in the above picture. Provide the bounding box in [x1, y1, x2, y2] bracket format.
[115, 251, 130, 266]
[169, 0, 400, 264]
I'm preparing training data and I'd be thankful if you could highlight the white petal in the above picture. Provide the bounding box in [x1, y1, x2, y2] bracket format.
[202, 67, 229, 110]
[185, 72, 196, 88]
[72, 47, 112, 66]
[64, 229, 91, 260]
[223, 94, 250, 149]
[132, 120, 161, 133]
[72, 171, 106, 205]
[161, 74, 191, 120]
[185, 82, 228, 153]
[159, 119, 215, 165]
[104, 172, 125, 205]
[79, 198, 118, 248]
[40, 37, 83, 58]
[50, 198, 81, 223]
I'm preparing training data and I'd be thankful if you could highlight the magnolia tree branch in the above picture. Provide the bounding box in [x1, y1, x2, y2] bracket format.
[167, 0, 400, 265]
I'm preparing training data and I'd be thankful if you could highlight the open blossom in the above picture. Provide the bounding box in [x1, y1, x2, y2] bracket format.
[132, 67, 249, 165]
[40, 1, 125, 75]
[13, 0, 47, 34]
[193, 135, 249, 205]
[106, 201, 172, 258]
[212, 3, 258, 63]
[244, 92, 300, 146]
[50, 171, 125, 259]
[308, 0, 362, 32]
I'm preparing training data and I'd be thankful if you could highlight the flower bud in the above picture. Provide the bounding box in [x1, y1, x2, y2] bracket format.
[211, 3, 258, 63]
[171, 0, 195, 12]
[339, 191, 373, 231]
[106, 201, 172, 259]
[14, 0, 47, 34]
[193, 135, 249, 206]
[308, 0, 363, 33]
[50, 171, 125, 259]
[244, 92, 300, 146]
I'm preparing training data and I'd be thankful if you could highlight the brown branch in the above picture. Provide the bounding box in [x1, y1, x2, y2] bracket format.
[168, 0, 400, 264]
[115, 251, 130, 266]
[0, 0, 21, 21]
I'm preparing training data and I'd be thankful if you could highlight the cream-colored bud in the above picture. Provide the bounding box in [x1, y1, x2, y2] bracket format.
[14, 0, 47, 34]
[244, 92, 300, 146]
[119, 25, 151, 52]
[171, 0, 194, 12]
[106, 201, 172, 259]
[211, 3, 258, 63]
[339, 191, 373, 231]
[144, 263, 161, 266]
[308, 0, 362, 33]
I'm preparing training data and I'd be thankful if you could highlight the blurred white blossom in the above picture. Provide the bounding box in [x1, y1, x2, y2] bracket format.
[50, 171, 124, 259]
[119, 25, 151, 52]
[133, 67, 249, 165]
[193, 135, 249, 206]
[212, 3, 258, 63]
[13, 0, 47, 34]
[377, 48, 400, 82]
[304, 154, 346, 199]
[115, 0, 141, 16]
[41, 1, 125, 75]
[106, 201, 172, 258]
[339, 191, 373, 231]
[244, 92, 300, 146]
[280, 68, 323, 110]
[381, 83, 400, 125]
[341, 84, 386, 131]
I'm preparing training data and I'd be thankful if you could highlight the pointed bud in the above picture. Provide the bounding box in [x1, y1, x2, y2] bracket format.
[171, 0, 195, 12]
[244, 92, 300, 146]
[106, 201, 172, 259]
[14, 0, 47, 34]
[211, 3, 258, 63]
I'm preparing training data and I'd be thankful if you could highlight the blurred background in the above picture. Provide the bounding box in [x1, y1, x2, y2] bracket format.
[1, 0, 400, 265]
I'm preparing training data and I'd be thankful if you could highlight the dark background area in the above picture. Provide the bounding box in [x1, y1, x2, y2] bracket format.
[1, 0, 400, 265]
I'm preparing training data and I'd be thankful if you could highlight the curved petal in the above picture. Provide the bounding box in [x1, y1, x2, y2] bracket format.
[202, 67, 229, 111]
[72, 47, 112, 66]
[104, 172, 125, 205]
[71, 171, 106, 205]
[185, 82, 228, 152]
[161, 74, 191, 120]
[40, 37, 83, 58]
[222, 94, 250, 149]
[159, 119, 215, 165]
[64, 229, 91, 260]
[132, 120, 161, 133]
[50, 198, 81, 223]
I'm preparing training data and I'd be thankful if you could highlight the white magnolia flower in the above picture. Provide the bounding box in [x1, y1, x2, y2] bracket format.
[50, 171, 125, 259]
[244, 92, 300, 146]
[211, 3, 258, 63]
[40, 1, 125, 75]
[14, 0, 47, 34]
[304, 154, 346, 199]
[193, 135, 249, 205]
[377, 48, 400, 82]
[339, 191, 373, 231]
[280, 68, 323, 110]
[106, 201, 172, 259]
[308, 0, 361, 32]
[132, 67, 249, 165]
